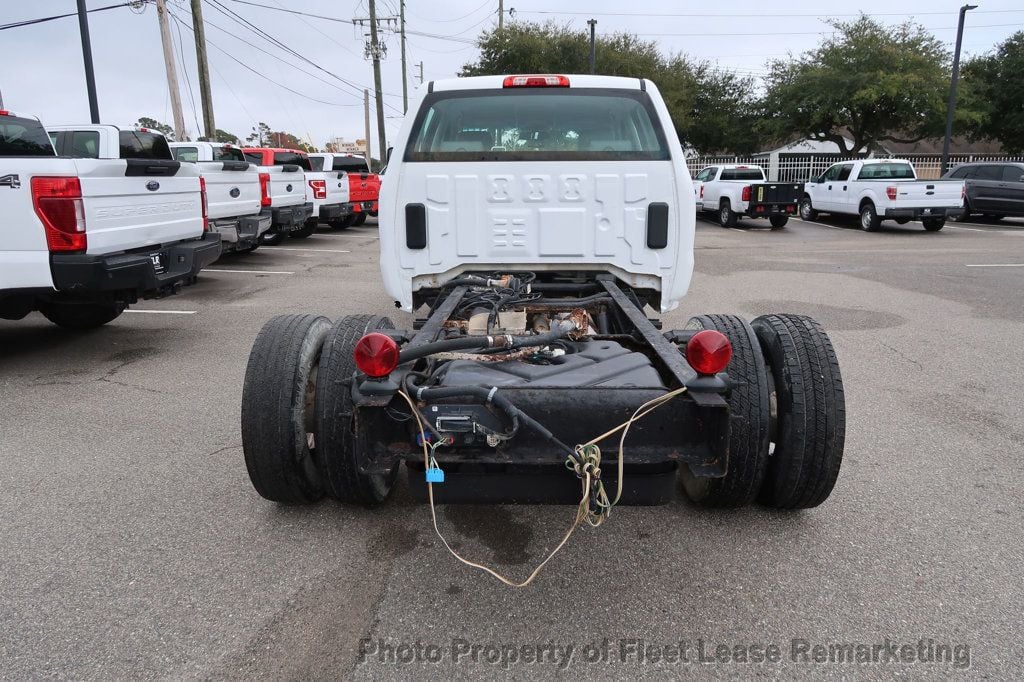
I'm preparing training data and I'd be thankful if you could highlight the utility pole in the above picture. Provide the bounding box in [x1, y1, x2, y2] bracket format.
[156, 0, 186, 141]
[941, 4, 977, 175]
[587, 19, 597, 74]
[498, 0, 504, 30]
[189, 0, 216, 140]
[76, 0, 100, 123]
[400, 0, 408, 113]
[417, 61, 424, 85]
[368, 0, 387, 166]
[364, 89, 372, 171]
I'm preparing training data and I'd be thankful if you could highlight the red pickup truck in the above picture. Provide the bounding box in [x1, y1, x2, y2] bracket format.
[332, 155, 379, 226]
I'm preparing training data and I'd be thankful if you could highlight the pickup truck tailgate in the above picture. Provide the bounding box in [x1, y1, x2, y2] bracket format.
[199, 161, 261, 221]
[750, 182, 802, 205]
[76, 159, 204, 255]
[268, 165, 305, 207]
[893, 180, 964, 209]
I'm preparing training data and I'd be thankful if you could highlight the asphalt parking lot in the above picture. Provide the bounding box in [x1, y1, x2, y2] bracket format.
[2, 214, 1022, 678]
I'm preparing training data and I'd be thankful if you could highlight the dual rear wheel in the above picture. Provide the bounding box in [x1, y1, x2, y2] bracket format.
[681, 313, 846, 509]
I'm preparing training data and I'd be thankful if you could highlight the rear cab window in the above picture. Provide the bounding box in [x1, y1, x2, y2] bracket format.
[308, 156, 325, 171]
[332, 157, 369, 173]
[244, 152, 265, 165]
[273, 152, 311, 171]
[405, 88, 670, 162]
[212, 146, 245, 162]
[119, 130, 173, 160]
[172, 146, 199, 162]
[0, 116, 56, 156]
[856, 163, 915, 180]
[720, 168, 764, 181]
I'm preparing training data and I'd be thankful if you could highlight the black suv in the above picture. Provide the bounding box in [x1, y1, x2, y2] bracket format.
[944, 162, 1024, 220]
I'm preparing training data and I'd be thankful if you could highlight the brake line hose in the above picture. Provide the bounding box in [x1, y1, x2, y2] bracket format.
[398, 321, 575, 365]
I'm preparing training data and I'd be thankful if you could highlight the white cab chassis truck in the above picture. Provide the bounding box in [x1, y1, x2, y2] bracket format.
[239, 76, 846, 532]
[2, 112, 220, 328]
[169, 141, 270, 253]
[800, 159, 965, 232]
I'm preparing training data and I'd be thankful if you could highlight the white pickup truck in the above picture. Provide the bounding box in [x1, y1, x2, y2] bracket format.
[169, 141, 270, 253]
[799, 159, 965, 232]
[1, 112, 219, 329]
[241, 147, 315, 244]
[693, 164, 802, 228]
[307, 152, 357, 229]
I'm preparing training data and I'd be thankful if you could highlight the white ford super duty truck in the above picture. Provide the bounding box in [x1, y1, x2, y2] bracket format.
[2, 112, 220, 329]
[799, 159, 965, 232]
[241, 147, 315, 244]
[169, 141, 271, 253]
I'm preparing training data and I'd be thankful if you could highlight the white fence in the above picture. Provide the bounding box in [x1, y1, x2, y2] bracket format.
[687, 153, 1024, 182]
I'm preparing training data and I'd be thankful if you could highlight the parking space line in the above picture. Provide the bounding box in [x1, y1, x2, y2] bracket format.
[965, 263, 1024, 267]
[260, 247, 352, 253]
[947, 225, 986, 232]
[204, 268, 295, 275]
[798, 219, 847, 231]
[125, 309, 197, 314]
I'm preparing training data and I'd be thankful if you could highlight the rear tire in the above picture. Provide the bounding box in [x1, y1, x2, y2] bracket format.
[922, 217, 945, 231]
[315, 314, 399, 505]
[40, 300, 125, 329]
[352, 212, 368, 227]
[260, 231, 285, 246]
[680, 315, 771, 507]
[718, 200, 738, 228]
[751, 314, 846, 509]
[241, 314, 332, 504]
[859, 202, 881, 231]
[799, 196, 818, 221]
[769, 215, 789, 229]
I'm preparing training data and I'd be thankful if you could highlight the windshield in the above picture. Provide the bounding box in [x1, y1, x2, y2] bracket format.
[332, 157, 368, 173]
[405, 88, 670, 162]
[0, 116, 56, 156]
[857, 163, 915, 180]
[119, 130, 173, 160]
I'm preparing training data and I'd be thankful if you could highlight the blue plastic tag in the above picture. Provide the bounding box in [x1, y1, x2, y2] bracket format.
[425, 466, 445, 484]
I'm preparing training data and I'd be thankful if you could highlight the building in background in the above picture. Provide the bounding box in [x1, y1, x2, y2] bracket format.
[325, 137, 367, 155]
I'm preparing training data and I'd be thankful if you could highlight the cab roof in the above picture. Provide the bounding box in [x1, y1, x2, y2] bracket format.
[429, 74, 649, 92]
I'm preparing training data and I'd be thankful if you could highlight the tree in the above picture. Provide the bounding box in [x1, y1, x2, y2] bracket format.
[135, 117, 177, 141]
[961, 31, 1024, 153]
[461, 22, 760, 154]
[761, 16, 950, 153]
[246, 122, 271, 146]
[214, 128, 240, 145]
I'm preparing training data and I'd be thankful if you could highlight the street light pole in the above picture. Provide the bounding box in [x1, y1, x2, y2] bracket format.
[76, 0, 100, 123]
[941, 4, 977, 175]
[587, 19, 597, 74]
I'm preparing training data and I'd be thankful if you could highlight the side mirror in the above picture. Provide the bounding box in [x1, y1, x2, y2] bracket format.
[386, 146, 393, 165]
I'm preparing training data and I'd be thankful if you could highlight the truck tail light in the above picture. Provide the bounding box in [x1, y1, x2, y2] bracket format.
[353, 332, 400, 378]
[741, 186, 751, 202]
[32, 176, 86, 253]
[886, 186, 898, 201]
[259, 172, 271, 207]
[699, 184, 704, 199]
[503, 75, 570, 88]
[308, 179, 327, 200]
[199, 176, 209, 231]
[686, 330, 732, 375]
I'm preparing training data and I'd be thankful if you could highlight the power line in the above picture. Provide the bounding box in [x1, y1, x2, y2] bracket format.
[0, 2, 137, 31]
[614, 23, 1024, 38]
[407, 0, 492, 24]
[515, 8, 1024, 19]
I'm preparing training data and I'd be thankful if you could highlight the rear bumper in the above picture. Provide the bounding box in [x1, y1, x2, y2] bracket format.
[213, 213, 272, 249]
[742, 203, 798, 218]
[351, 200, 378, 214]
[50, 233, 222, 299]
[884, 206, 962, 220]
[267, 203, 314, 232]
[318, 202, 352, 220]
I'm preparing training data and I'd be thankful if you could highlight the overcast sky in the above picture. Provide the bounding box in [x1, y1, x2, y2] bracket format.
[2, 0, 1022, 152]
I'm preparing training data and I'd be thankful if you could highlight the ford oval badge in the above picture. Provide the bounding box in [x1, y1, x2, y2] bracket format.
[286, 184, 294, 192]
[229, 187, 240, 198]
[146, 181, 160, 192]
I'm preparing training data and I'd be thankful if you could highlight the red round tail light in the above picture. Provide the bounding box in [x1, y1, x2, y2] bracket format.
[686, 330, 732, 375]
[353, 332, 400, 378]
